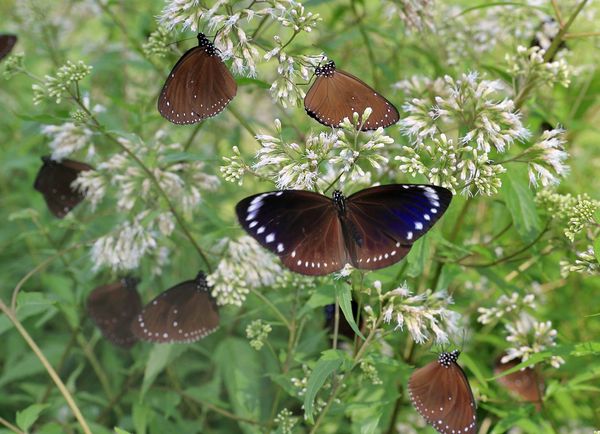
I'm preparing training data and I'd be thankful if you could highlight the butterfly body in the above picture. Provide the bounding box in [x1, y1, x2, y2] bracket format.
[33, 156, 92, 218]
[0, 34, 17, 61]
[236, 184, 452, 276]
[304, 60, 399, 130]
[87, 277, 142, 348]
[131, 272, 219, 344]
[408, 350, 477, 434]
[158, 33, 237, 124]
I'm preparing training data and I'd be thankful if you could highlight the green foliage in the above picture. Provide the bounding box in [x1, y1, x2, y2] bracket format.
[1, 0, 600, 433]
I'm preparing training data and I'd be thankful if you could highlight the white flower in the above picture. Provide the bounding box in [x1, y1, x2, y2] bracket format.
[42, 122, 93, 160]
[526, 128, 569, 187]
[381, 286, 460, 344]
[207, 236, 283, 306]
[477, 292, 536, 324]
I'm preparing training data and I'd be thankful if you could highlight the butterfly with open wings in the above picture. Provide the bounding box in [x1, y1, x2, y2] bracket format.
[236, 184, 452, 276]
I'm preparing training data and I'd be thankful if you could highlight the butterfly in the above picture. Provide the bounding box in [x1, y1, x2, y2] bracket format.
[131, 272, 219, 344]
[408, 350, 477, 434]
[33, 156, 92, 218]
[304, 60, 399, 131]
[235, 184, 452, 276]
[494, 356, 543, 410]
[87, 277, 142, 348]
[0, 34, 17, 61]
[158, 33, 237, 125]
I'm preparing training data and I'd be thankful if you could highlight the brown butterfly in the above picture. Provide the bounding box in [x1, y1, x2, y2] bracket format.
[158, 33, 237, 125]
[131, 272, 219, 344]
[408, 350, 477, 434]
[33, 156, 92, 218]
[494, 356, 543, 410]
[0, 34, 17, 61]
[87, 277, 142, 349]
[304, 60, 399, 131]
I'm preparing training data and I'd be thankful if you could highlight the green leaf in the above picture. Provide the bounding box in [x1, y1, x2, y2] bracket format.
[132, 403, 150, 434]
[235, 77, 270, 89]
[304, 350, 345, 423]
[334, 281, 365, 340]
[16, 403, 48, 432]
[594, 237, 600, 265]
[502, 172, 541, 243]
[405, 233, 430, 277]
[140, 345, 186, 398]
[114, 428, 133, 434]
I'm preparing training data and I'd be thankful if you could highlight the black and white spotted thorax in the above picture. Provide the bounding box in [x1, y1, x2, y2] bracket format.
[438, 350, 460, 368]
[332, 190, 346, 215]
[194, 272, 209, 291]
[197, 33, 218, 57]
[315, 60, 336, 77]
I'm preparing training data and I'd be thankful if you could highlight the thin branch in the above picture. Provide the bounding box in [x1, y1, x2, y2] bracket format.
[0, 301, 92, 434]
[0, 417, 24, 434]
[551, 0, 564, 27]
[248, 287, 290, 329]
[563, 31, 600, 39]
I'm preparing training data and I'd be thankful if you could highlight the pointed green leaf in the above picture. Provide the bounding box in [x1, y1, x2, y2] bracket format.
[502, 172, 541, 243]
[16, 403, 48, 432]
[304, 350, 345, 423]
[334, 281, 365, 340]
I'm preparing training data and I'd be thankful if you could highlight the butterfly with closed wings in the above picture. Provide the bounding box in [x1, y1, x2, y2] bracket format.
[131, 272, 219, 344]
[236, 184, 452, 276]
[304, 60, 399, 131]
[87, 277, 142, 349]
[158, 33, 237, 125]
[0, 34, 17, 61]
[408, 350, 477, 434]
[494, 355, 543, 410]
[33, 156, 92, 218]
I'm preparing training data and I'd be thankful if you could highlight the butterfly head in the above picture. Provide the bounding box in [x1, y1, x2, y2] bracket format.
[315, 60, 336, 77]
[122, 276, 140, 290]
[194, 272, 209, 291]
[332, 190, 347, 215]
[197, 33, 218, 56]
[438, 350, 460, 368]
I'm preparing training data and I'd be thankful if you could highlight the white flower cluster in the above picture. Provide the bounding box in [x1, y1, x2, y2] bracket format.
[525, 128, 569, 187]
[207, 236, 283, 306]
[477, 292, 536, 325]
[41, 122, 93, 161]
[502, 314, 564, 368]
[396, 73, 530, 196]
[507, 45, 572, 90]
[91, 211, 174, 273]
[380, 282, 461, 344]
[223, 110, 394, 191]
[383, 0, 435, 32]
[560, 246, 600, 277]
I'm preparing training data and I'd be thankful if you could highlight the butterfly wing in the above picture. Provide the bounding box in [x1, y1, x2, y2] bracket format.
[33, 156, 92, 218]
[87, 278, 142, 348]
[304, 69, 399, 131]
[494, 357, 542, 409]
[131, 273, 219, 343]
[236, 190, 349, 275]
[344, 184, 452, 270]
[409, 357, 477, 434]
[0, 34, 17, 61]
[158, 36, 237, 124]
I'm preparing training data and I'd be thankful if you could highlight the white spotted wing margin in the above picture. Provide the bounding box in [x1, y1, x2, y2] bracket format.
[236, 190, 349, 276]
[408, 351, 477, 434]
[157, 33, 237, 125]
[131, 272, 219, 344]
[235, 185, 452, 276]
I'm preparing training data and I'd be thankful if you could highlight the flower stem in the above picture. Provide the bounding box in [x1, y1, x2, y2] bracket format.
[0, 300, 92, 434]
[249, 287, 290, 329]
[514, 0, 589, 109]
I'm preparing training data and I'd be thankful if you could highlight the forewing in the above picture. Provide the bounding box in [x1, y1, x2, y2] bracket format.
[132, 277, 219, 343]
[345, 184, 452, 270]
[33, 157, 92, 218]
[304, 70, 399, 130]
[236, 191, 349, 275]
[158, 47, 236, 124]
[87, 280, 142, 348]
[0, 34, 17, 60]
[409, 361, 476, 434]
